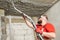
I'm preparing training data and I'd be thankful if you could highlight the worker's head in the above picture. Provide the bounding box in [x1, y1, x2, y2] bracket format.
[37, 15, 48, 25]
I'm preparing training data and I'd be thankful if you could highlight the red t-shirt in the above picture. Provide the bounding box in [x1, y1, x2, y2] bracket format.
[36, 23, 55, 39]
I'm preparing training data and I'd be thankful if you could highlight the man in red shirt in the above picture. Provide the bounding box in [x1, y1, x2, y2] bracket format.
[23, 15, 56, 40]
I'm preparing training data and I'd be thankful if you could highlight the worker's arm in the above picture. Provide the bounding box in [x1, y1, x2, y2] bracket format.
[42, 23, 56, 39]
[23, 16, 34, 29]
[43, 32, 56, 39]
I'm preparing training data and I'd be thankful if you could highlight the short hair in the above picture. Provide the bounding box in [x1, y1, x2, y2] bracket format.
[41, 15, 48, 20]
[38, 15, 48, 20]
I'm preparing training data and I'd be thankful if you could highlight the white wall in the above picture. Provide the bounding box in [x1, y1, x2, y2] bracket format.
[45, 1, 60, 40]
[6, 16, 35, 40]
[6, 23, 35, 40]
[0, 9, 4, 40]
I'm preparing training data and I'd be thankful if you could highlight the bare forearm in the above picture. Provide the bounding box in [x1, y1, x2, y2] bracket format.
[23, 18, 34, 29]
[25, 20, 34, 29]
[43, 32, 56, 39]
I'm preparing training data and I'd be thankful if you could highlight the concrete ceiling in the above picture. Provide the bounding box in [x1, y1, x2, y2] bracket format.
[0, 0, 59, 16]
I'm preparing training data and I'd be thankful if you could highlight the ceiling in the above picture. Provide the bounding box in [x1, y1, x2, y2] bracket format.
[0, 0, 59, 16]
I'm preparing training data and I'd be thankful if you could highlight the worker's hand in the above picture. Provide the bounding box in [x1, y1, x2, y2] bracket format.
[35, 28, 43, 35]
[23, 14, 26, 19]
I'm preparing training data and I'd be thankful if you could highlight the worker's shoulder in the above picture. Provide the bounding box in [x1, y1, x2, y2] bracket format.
[47, 22, 54, 25]
[46, 23, 54, 28]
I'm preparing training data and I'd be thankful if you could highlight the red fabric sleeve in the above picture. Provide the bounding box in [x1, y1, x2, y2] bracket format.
[45, 23, 55, 32]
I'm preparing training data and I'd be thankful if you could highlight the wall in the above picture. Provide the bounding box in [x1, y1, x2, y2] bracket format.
[45, 1, 60, 40]
[0, 9, 4, 40]
[0, 9, 4, 16]
[6, 16, 36, 40]
[0, 9, 38, 40]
